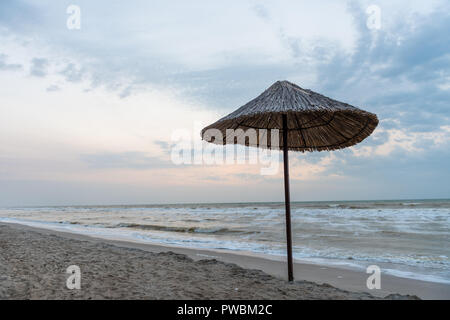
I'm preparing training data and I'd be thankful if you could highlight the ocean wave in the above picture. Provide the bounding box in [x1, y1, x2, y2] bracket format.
[330, 204, 372, 209]
[113, 223, 255, 235]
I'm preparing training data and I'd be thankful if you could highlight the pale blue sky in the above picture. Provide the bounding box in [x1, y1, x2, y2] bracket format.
[0, 0, 449, 206]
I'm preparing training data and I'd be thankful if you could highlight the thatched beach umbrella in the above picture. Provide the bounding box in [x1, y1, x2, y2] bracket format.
[201, 80, 378, 281]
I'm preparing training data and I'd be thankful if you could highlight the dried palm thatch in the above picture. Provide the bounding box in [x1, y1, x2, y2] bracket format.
[201, 80, 378, 152]
[200, 80, 379, 282]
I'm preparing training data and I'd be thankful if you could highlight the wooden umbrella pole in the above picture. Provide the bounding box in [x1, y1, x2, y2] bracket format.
[282, 114, 294, 282]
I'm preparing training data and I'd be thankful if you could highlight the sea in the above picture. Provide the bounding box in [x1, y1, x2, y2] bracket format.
[0, 199, 448, 284]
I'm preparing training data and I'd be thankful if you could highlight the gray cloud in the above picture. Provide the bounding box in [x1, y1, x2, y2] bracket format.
[60, 63, 84, 83]
[30, 57, 49, 77]
[153, 140, 176, 155]
[46, 84, 61, 92]
[0, 1, 313, 108]
[0, 53, 22, 71]
[312, 2, 450, 132]
[252, 4, 270, 21]
[118, 85, 132, 99]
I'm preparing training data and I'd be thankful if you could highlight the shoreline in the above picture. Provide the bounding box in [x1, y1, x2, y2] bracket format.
[1, 217, 448, 286]
[1, 222, 449, 299]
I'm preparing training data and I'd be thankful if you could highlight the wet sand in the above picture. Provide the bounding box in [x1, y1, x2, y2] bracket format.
[1, 222, 445, 299]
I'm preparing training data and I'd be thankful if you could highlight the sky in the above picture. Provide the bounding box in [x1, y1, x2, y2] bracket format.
[0, 0, 449, 206]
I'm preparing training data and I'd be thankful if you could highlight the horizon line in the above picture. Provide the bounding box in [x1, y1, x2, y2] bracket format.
[2, 197, 449, 209]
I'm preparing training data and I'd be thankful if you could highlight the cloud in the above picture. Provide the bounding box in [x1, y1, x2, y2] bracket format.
[252, 4, 270, 21]
[0, 53, 21, 71]
[351, 125, 450, 158]
[30, 57, 49, 77]
[313, 2, 450, 129]
[0, 1, 350, 107]
[153, 140, 177, 155]
[46, 84, 61, 92]
[80, 152, 178, 170]
[3, 0, 442, 126]
[232, 172, 265, 182]
[60, 63, 84, 83]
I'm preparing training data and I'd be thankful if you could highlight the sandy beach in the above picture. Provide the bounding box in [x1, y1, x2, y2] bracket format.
[2, 222, 447, 300]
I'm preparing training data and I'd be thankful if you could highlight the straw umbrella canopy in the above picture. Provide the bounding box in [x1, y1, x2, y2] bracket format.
[201, 80, 378, 281]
